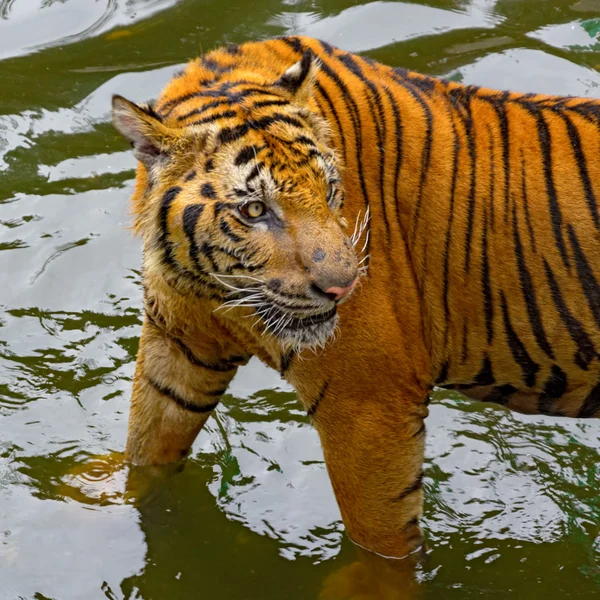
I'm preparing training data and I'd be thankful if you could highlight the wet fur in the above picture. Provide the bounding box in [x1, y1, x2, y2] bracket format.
[114, 36, 600, 558]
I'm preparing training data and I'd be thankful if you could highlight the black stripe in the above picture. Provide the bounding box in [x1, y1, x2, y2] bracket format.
[220, 219, 244, 242]
[449, 88, 478, 273]
[316, 45, 371, 259]
[543, 365, 567, 399]
[159, 81, 273, 117]
[482, 384, 517, 406]
[294, 134, 317, 147]
[185, 171, 197, 182]
[481, 212, 494, 344]
[567, 224, 600, 330]
[199, 242, 219, 272]
[560, 110, 599, 229]
[393, 471, 423, 502]
[205, 387, 228, 397]
[235, 146, 259, 166]
[535, 110, 571, 269]
[159, 186, 182, 267]
[159, 84, 235, 115]
[182, 203, 204, 246]
[154, 187, 228, 297]
[146, 312, 244, 372]
[500, 291, 540, 387]
[364, 57, 392, 247]
[579, 381, 600, 418]
[201, 183, 217, 199]
[307, 379, 329, 417]
[219, 123, 249, 145]
[201, 57, 232, 75]
[314, 80, 347, 159]
[279, 350, 295, 376]
[146, 376, 221, 413]
[435, 360, 450, 385]
[487, 124, 496, 231]
[474, 356, 495, 386]
[461, 319, 469, 363]
[279, 35, 304, 54]
[482, 94, 510, 224]
[217, 113, 305, 146]
[184, 110, 238, 127]
[337, 52, 390, 243]
[176, 99, 233, 122]
[182, 203, 207, 275]
[251, 99, 290, 109]
[442, 120, 461, 346]
[253, 113, 305, 130]
[543, 258, 596, 370]
[456, 355, 495, 390]
[214, 243, 240, 260]
[247, 258, 269, 272]
[172, 337, 243, 372]
[564, 100, 600, 124]
[381, 86, 403, 234]
[464, 103, 477, 273]
[245, 164, 261, 183]
[214, 201, 236, 215]
[512, 202, 554, 358]
[520, 151, 537, 252]
[392, 72, 433, 244]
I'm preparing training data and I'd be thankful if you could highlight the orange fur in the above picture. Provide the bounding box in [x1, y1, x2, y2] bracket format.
[112, 36, 600, 558]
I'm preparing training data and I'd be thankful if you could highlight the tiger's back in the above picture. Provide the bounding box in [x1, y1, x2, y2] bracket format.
[155, 36, 600, 417]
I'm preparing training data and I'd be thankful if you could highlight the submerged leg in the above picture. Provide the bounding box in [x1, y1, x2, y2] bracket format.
[301, 374, 429, 599]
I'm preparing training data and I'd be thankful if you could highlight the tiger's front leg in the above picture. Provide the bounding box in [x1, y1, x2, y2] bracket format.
[297, 371, 429, 560]
[126, 314, 248, 465]
[296, 368, 429, 599]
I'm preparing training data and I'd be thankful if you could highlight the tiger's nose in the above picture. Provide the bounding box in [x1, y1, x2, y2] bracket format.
[321, 278, 358, 302]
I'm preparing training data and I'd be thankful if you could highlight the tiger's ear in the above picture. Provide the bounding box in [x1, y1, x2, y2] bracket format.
[112, 95, 178, 169]
[274, 50, 319, 106]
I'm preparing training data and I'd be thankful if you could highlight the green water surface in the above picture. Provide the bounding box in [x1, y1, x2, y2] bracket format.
[2, 0, 600, 598]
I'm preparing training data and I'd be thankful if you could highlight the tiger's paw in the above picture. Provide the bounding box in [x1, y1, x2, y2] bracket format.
[320, 561, 379, 600]
[319, 551, 423, 600]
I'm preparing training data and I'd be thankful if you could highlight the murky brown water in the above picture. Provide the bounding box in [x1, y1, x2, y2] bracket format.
[2, 0, 600, 598]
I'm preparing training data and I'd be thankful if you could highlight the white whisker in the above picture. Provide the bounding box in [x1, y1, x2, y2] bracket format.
[211, 273, 266, 284]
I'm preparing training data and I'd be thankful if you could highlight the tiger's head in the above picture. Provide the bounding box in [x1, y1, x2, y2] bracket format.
[113, 50, 362, 351]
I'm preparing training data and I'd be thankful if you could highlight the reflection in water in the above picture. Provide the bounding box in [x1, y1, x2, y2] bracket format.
[270, 1, 502, 52]
[3, 0, 600, 597]
[0, 0, 177, 60]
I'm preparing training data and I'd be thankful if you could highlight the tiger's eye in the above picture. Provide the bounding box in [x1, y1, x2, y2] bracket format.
[241, 201, 266, 219]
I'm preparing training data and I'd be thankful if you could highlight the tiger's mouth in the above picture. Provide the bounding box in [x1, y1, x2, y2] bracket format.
[262, 304, 338, 349]
[211, 275, 340, 350]
[276, 307, 337, 331]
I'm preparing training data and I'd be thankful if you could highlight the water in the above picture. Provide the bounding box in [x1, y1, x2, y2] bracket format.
[2, 0, 600, 598]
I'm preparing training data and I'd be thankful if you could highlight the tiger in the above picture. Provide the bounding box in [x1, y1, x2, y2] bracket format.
[110, 35, 600, 563]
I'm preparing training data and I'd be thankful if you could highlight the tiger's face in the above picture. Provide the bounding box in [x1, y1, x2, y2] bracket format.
[112, 52, 361, 351]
